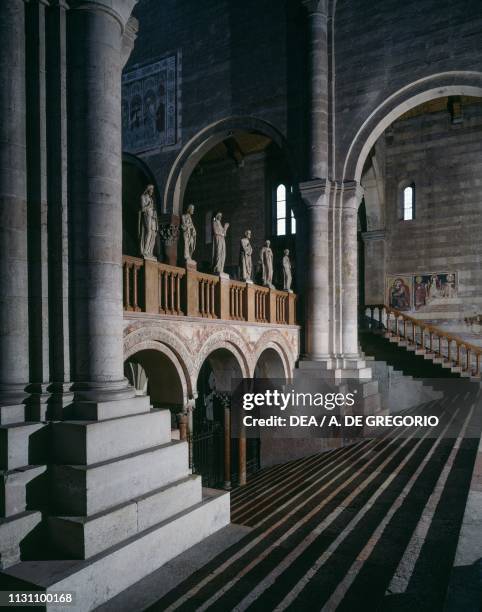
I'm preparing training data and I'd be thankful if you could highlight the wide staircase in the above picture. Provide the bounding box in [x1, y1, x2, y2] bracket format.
[141, 387, 481, 611]
[363, 305, 482, 381]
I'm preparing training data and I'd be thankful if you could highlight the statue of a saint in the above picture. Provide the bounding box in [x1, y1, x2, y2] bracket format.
[239, 230, 253, 282]
[138, 184, 158, 259]
[282, 249, 293, 292]
[260, 240, 274, 288]
[181, 204, 197, 263]
[212, 212, 229, 275]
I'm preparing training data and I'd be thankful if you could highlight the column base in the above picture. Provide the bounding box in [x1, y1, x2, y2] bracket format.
[70, 379, 136, 403]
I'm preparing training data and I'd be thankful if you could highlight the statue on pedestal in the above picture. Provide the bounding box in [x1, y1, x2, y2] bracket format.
[212, 212, 230, 275]
[138, 184, 158, 259]
[181, 204, 197, 264]
[260, 240, 274, 288]
[283, 249, 293, 292]
[240, 230, 253, 282]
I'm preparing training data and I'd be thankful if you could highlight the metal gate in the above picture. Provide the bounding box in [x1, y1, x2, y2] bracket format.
[189, 421, 224, 488]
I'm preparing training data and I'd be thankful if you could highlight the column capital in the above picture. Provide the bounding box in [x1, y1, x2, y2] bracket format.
[68, 0, 138, 32]
[335, 180, 364, 210]
[299, 178, 332, 208]
[302, 0, 328, 16]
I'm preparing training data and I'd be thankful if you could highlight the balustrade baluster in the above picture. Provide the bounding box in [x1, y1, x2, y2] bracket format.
[124, 263, 130, 310]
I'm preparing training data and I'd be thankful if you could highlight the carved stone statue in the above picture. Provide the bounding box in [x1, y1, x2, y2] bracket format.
[282, 249, 293, 292]
[239, 229, 253, 282]
[181, 204, 197, 263]
[260, 240, 274, 288]
[139, 184, 158, 259]
[212, 212, 230, 275]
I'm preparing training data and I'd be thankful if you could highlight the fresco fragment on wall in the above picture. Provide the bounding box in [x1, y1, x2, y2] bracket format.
[413, 273, 457, 310]
[386, 275, 412, 311]
[122, 55, 178, 153]
[386, 273, 457, 311]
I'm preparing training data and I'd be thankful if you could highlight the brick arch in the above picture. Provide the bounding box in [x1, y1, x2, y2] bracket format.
[163, 116, 296, 215]
[342, 72, 482, 184]
[124, 324, 195, 398]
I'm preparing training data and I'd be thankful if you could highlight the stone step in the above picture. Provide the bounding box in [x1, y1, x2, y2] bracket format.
[3, 489, 230, 612]
[0, 465, 47, 518]
[66, 395, 151, 421]
[0, 405, 26, 426]
[51, 440, 190, 516]
[0, 510, 42, 569]
[52, 409, 171, 465]
[0, 423, 47, 470]
[48, 475, 202, 559]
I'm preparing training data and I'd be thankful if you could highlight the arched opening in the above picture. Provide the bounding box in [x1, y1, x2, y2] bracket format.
[358, 92, 482, 353]
[193, 348, 257, 489]
[124, 348, 184, 431]
[122, 153, 160, 258]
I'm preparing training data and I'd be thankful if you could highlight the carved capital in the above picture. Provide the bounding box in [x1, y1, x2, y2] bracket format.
[68, 0, 138, 32]
[338, 181, 364, 210]
[159, 223, 180, 246]
[302, 0, 328, 16]
[299, 178, 332, 208]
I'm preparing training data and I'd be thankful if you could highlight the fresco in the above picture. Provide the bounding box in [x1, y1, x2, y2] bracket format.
[386, 276, 412, 311]
[413, 273, 457, 310]
[386, 272, 457, 311]
[122, 54, 178, 153]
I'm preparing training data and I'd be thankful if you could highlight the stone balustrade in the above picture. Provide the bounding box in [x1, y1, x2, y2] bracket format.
[123, 256, 297, 325]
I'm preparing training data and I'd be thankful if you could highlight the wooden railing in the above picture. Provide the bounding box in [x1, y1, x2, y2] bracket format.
[122, 256, 297, 325]
[363, 304, 482, 377]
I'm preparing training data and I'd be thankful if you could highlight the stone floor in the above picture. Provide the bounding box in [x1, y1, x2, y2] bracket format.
[98, 385, 481, 611]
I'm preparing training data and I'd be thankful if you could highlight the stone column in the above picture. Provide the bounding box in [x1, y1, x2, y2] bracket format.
[0, 0, 29, 416]
[299, 179, 331, 360]
[46, 0, 72, 413]
[362, 230, 386, 305]
[340, 182, 364, 358]
[26, 0, 50, 416]
[302, 0, 329, 179]
[67, 0, 138, 403]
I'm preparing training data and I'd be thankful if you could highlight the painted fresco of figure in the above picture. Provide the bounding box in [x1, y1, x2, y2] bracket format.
[390, 278, 411, 311]
[414, 276, 427, 310]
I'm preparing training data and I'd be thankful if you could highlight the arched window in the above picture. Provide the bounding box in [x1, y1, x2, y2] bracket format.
[274, 183, 296, 236]
[402, 184, 415, 220]
[275, 184, 287, 236]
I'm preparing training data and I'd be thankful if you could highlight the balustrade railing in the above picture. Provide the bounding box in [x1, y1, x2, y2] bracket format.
[363, 304, 482, 378]
[122, 256, 296, 326]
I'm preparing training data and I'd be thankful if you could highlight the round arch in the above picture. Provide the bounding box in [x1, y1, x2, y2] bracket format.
[163, 116, 297, 215]
[124, 347, 185, 415]
[124, 324, 196, 400]
[254, 346, 288, 381]
[194, 335, 250, 384]
[342, 72, 482, 183]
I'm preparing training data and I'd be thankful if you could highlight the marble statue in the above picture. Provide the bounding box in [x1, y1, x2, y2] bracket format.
[181, 204, 197, 263]
[240, 230, 253, 282]
[139, 184, 158, 259]
[282, 249, 293, 292]
[212, 212, 230, 275]
[260, 240, 274, 288]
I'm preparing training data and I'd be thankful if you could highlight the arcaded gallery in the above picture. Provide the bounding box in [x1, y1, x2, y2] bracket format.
[1, 1, 481, 610]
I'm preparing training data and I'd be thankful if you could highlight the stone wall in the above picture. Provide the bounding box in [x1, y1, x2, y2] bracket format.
[125, 0, 307, 209]
[183, 152, 269, 275]
[363, 99, 482, 317]
[334, 0, 482, 178]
